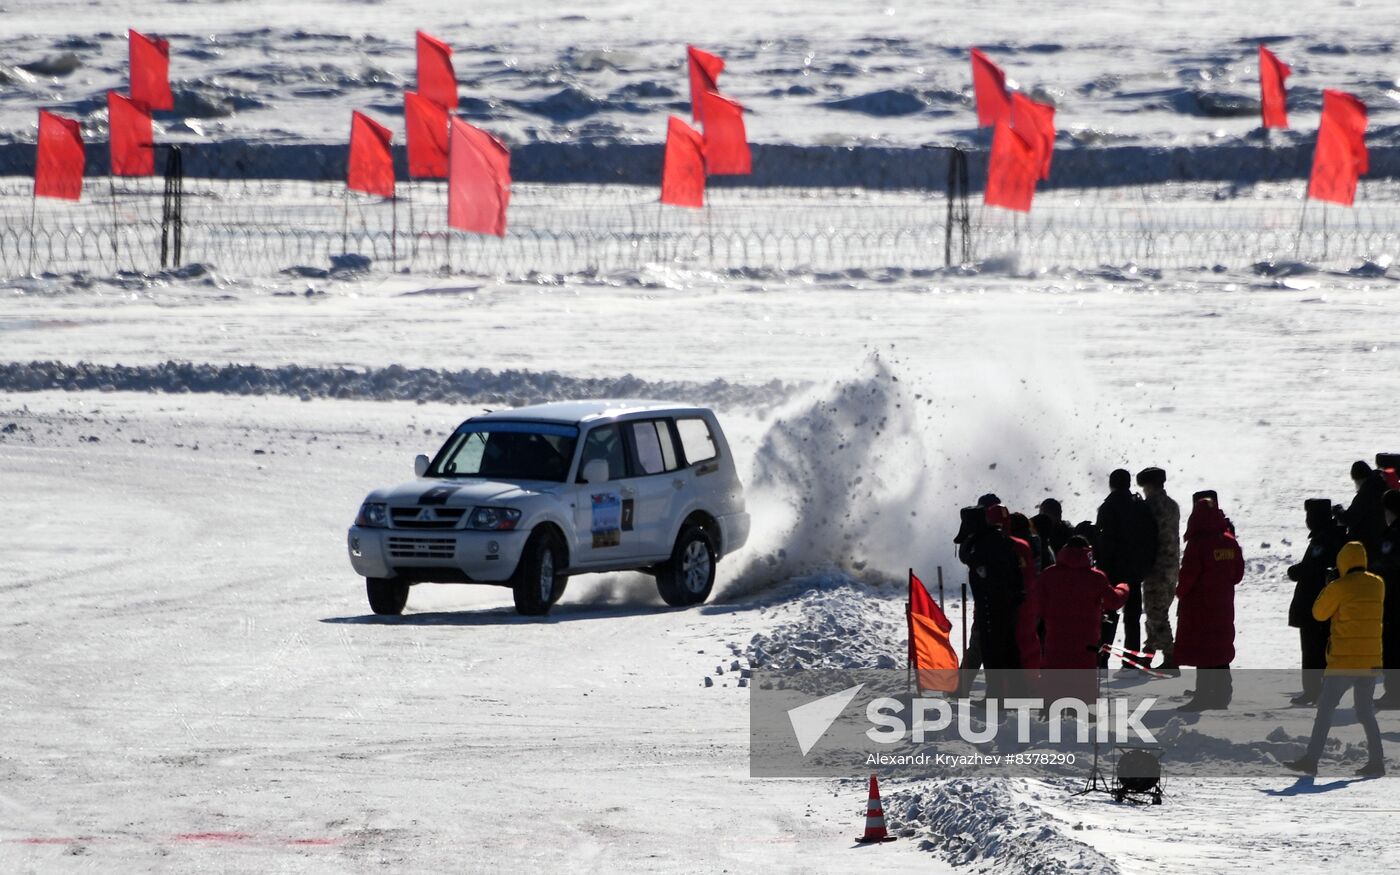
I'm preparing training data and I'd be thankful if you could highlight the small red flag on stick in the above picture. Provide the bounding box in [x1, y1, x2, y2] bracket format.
[985, 120, 1038, 212]
[108, 91, 154, 177]
[699, 90, 751, 176]
[347, 110, 395, 198]
[35, 110, 85, 201]
[661, 116, 705, 208]
[448, 118, 511, 237]
[687, 46, 725, 123]
[970, 48, 1010, 127]
[404, 91, 449, 179]
[1308, 90, 1367, 206]
[908, 571, 959, 696]
[417, 31, 458, 109]
[1259, 45, 1291, 129]
[129, 30, 173, 111]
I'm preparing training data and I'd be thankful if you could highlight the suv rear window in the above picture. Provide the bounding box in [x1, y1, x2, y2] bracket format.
[675, 417, 717, 465]
[630, 419, 681, 475]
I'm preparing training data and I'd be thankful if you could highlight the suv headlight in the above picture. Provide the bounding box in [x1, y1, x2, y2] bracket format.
[355, 502, 389, 528]
[466, 507, 521, 531]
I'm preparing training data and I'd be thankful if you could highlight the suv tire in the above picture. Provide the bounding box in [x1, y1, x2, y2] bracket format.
[656, 525, 716, 607]
[366, 577, 409, 615]
[512, 528, 568, 616]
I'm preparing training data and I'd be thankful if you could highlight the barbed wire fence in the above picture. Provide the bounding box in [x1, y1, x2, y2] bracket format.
[0, 146, 1396, 279]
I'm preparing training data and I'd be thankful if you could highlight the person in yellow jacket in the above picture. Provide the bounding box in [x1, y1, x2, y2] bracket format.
[1286, 542, 1386, 777]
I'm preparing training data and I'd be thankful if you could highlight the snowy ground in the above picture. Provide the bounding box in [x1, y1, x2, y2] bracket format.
[4, 266, 1400, 872]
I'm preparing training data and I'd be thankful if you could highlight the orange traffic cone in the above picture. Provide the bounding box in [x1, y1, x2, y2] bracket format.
[855, 773, 897, 843]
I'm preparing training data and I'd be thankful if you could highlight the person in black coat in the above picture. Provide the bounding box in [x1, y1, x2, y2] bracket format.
[1095, 469, 1158, 667]
[1341, 460, 1389, 555]
[1032, 498, 1074, 564]
[1374, 490, 1400, 709]
[965, 505, 1025, 699]
[1287, 499, 1348, 705]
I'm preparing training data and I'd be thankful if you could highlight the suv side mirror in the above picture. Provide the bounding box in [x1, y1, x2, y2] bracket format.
[580, 459, 610, 484]
[414, 454, 430, 477]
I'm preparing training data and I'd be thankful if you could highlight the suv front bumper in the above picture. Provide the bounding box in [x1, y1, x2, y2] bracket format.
[347, 526, 528, 584]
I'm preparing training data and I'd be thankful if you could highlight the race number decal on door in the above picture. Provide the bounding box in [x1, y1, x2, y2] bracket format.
[591, 492, 622, 547]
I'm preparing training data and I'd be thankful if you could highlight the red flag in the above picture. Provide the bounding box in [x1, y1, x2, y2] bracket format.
[448, 118, 511, 237]
[347, 111, 395, 198]
[687, 46, 725, 123]
[699, 90, 751, 176]
[404, 91, 449, 179]
[417, 31, 458, 110]
[661, 116, 705, 208]
[970, 47, 1010, 127]
[985, 120, 1038, 212]
[1308, 90, 1368, 207]
[908, 570, 958, 693]
[34, 110, 84, 201]
[1259, 45, 1291, 129]
[1011, 92, 1055, 180]
[129, 30, 173, 112]
[108, 91, 154, 177]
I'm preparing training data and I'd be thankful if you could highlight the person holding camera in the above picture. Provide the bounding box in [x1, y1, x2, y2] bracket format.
[1095, 469, 1157, 669]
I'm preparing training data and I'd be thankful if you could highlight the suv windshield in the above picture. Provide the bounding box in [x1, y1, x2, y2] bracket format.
[428, 421, 579, 482]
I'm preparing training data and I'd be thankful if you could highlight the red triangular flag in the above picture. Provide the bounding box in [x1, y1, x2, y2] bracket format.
[129, 30, 173, 112]
[35, 110, 84, 201]
[347, 111, 395, 198]
[417, 31, 458, 110]
[687, 46, 725, 123]
[909, 570, 958, 693]
[661, 116, 705, 208]
[1308, 90, 1367, 207]
[448, 118, 511, 237]
[970, 47, 1010, 128]
[985, 120, 1038, 212]
[108, 91, 154, 177]
[1011, 92, 1055, 180]
[699, 90, 751, 176]
[404, 91, 449, 179]
[1259, 45, 1291, 129]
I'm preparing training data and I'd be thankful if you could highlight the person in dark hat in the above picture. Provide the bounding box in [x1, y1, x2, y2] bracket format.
[977, 493, 1003, 509]
[1288, 499, 1348, 705]
[963, 504, 1025, 700]
[1138, 466, 1180, 673]
[1032, 498, 1074, 564]
[1373, 490, 1400, 708]
[1095, 469, 1157, 669]
[1341, 460, 1389, 555]
[954, 505, 989, 696]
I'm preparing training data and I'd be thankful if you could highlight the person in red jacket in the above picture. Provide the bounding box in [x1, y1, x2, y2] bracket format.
[1034, 536, 1130, 703]
[1174, 499, 1246, 711]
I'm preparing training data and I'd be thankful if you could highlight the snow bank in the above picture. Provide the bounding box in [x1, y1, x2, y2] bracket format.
[0, 360, 796, 410]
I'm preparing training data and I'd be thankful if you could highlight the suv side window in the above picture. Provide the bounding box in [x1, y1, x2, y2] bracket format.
[675, 417, 717, 466]
[577, 424, 628, 482]
[629, 419, 681, 476]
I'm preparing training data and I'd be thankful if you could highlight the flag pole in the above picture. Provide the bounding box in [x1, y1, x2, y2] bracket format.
[391, 194, 398, 268]
[961, 578, 969, 662]
[27, 191, 37, 276]
[341, 188, 350, 255]
[937, 565, 944, 610]
[108, 174, 119, 270]
[906, 568, 913, 695]
[1294, 191, 1310, 258]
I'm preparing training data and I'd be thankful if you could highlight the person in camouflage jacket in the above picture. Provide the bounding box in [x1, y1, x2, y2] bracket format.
[1138, 467, 1180, 669]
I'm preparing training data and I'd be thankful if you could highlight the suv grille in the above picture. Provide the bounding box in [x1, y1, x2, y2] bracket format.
[386, 536, 456, 560]
[390, 506, 467, 530]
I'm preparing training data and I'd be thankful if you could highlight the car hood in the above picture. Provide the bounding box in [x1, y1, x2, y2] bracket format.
[367, 478, 560, 506]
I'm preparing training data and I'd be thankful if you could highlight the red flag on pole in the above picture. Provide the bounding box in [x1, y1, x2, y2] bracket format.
[970, 47, 1011, 128]
[404, 91, 449, 179]
[448, 118, 511, 237]
[687, 46, 725, 123]
[35, 110, 84, 201]
[908, 570, 958, 693]
[347, 111, 395, 198]
[699, 90, 751, 175]
[416, 31, 458, 110]
[108, 91, 154, 177]
[1308, 90, 1368, 206]
[1258, 45, 1291, 129]
[1011, 92, 1055, 180]
[129, 30, 173, 112]
[985, 120, 1038, 212]
[661, 116, 705, 208]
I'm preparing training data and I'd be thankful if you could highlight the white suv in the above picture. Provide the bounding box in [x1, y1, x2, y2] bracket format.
[347, 400, 751, 616]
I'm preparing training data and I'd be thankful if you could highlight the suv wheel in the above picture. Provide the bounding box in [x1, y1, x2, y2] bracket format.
[656, 525, 716, 607]
[512, 529, 568, 616]
[366, 577, 409, 615]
